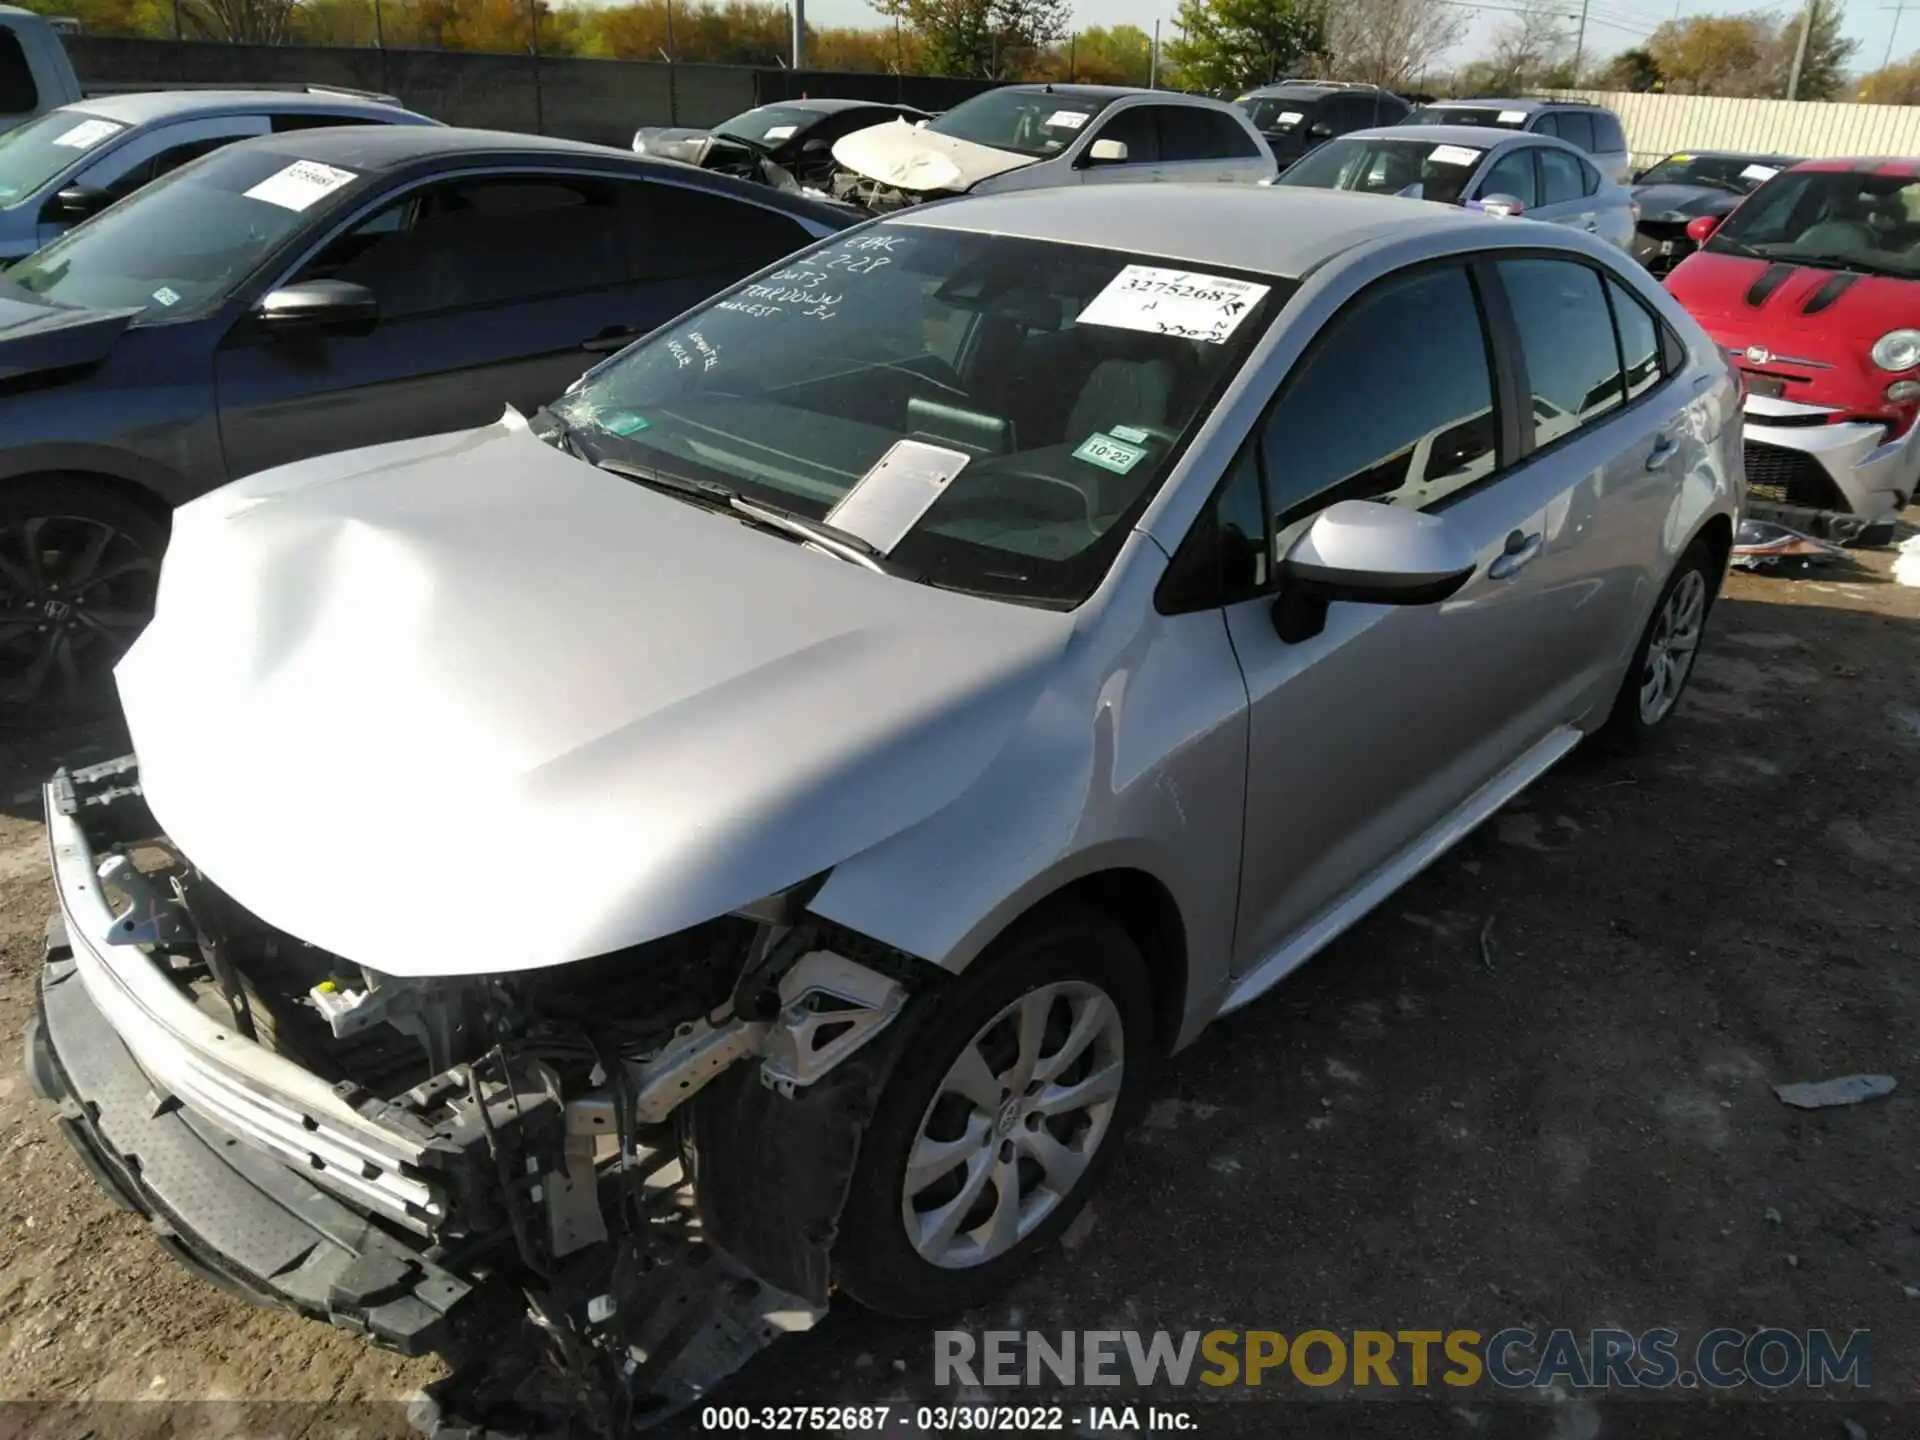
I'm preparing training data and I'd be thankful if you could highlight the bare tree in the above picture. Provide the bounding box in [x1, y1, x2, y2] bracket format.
[1456, 0, 1570, 92]
[186, 0, 308, 44]
[1326, 0, 1465, 90]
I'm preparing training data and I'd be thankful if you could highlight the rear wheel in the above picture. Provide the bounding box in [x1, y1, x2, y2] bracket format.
[1595, 539, 1719, 749]
[834, 902, 1154, 1318]
[0, 477, 165, 728]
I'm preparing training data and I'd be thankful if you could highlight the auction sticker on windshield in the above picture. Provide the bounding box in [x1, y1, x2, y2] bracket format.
[1429, 145, 1482, 167]
[1074, 433, 1147, 475]
[1742, 164, 1780, 183]
[51, 118, 123, 150]
[1498, 110, 1528, 123]
[827, 439, 972, 554]
[244, 160, 358, 212]
[1078, 265, 1270, 345]
[1048, 111, 1090, 129]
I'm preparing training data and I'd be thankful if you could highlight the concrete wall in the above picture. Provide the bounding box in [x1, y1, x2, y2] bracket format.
[64, 38, 1007, 147]
[1546, 88, 1920, 167]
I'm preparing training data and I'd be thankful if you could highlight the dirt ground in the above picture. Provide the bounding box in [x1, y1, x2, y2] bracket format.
[0, 523, 1914, 1440]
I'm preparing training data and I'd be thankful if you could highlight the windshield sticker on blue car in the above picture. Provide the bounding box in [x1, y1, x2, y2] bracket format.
[243, 160, 358, 213]
[51, 118, 123, 150]
[151, 286, 181, 307]
[827, 439, 971, 554]
[1078, 265, 1270, 345]
[1074, 433, 1147, 475]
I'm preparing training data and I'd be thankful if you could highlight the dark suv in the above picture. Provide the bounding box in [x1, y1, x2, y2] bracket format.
[1234, 81, 1410, 173]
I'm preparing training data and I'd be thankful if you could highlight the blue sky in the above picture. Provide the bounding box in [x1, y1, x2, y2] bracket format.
[794, 0, 1913, 80]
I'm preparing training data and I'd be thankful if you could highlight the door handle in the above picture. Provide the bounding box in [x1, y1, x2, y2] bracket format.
[582, 328, 640, 353]
[1645, 435, 1678, 471]
[1488, 530, 1542, 580]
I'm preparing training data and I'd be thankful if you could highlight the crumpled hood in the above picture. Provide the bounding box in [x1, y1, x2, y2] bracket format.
[830, 118, 1035, 193]
[630, 127, 711, 163]
[1630, 182, 1743, 222]
[0, 290, 138, 381]
[116, 415, 1073, 977]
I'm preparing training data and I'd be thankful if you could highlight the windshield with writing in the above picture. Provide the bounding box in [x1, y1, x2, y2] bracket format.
[1277, 136, 1483, 206]
[1638, 153, 1789, 193]
[1706, 169, 1920, 275]
[926, 91, 1110, 158]
[550, 225, 1288, 607]
[1, 146, 365, 317]
[0, 109, 127, 207]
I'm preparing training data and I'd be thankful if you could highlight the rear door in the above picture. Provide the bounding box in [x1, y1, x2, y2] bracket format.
[215, 168, 824, 479]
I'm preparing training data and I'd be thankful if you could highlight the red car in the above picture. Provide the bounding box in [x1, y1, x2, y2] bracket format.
[1664, 156, 1920, 544]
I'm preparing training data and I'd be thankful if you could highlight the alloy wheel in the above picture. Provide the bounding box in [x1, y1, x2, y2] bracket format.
[1637, 567, 1707, 727]
[901, 980, 1125, 1270]
[0, 512, 159, 712]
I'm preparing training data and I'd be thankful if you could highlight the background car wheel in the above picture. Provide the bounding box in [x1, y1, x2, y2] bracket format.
[1595, 537, 1721, 750]
[834, 901, 1154, 1319]
[0, 477, 165, 729]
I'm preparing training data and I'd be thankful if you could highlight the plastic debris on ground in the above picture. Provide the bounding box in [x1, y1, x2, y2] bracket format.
[1731, 518, 1846, 571]
[1771, 1075, 1897, 1109]
[1895, 534, 1920, 588]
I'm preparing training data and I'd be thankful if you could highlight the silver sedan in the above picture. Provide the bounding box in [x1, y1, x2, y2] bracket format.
[32, 185, 1740, 1420]
[1274, 124, 1639, 252]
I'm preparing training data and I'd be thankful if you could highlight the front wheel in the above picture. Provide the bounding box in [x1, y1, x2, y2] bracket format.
[834, 902, 1154, 1318]
[0, 477, 165, 728]
[1595, 539, 1719, 749]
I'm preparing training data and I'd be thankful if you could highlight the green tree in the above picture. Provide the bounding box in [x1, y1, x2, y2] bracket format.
[1646, 14, 1768, 95]
[1164, 0, 1326, 93]
[1043, 24, 1153, 85]
[1770, 0, 1856, 100]
[1594, 46, 1662, 92]
[871, 0, 1071, 79]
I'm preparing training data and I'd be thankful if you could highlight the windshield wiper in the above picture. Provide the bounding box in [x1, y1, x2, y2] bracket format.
[591, 455, 906, 577]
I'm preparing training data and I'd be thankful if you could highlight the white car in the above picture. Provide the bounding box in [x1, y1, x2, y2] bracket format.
[828, 83, 1274, 211]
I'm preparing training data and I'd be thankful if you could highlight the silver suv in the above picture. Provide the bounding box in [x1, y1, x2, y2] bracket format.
[1402, 97, 1632, 186]
[28, 186, 1738, 1430]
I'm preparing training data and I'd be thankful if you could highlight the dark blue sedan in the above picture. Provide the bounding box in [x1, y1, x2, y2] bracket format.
[0, 125, 855, 724]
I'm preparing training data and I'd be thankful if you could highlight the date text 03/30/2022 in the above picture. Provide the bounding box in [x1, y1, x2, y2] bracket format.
[699, 1406, 1194, 1432]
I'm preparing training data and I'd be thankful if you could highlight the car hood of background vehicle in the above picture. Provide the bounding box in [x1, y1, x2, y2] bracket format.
[115, 415, 1075, 978]
[1665, 249, 1917, 349]
[0, 289, 139, 381]
[830, 118, 1035, 193]
[631, 126, 711, 163]
[1630, 182, 1743, 221]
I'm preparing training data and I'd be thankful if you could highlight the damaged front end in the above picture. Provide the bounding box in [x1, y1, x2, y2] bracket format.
[826, 163, 959, 214]
[28, 756, 935, 1435]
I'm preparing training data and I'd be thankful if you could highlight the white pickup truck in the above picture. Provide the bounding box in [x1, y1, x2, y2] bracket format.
[1, 5, 85, 137]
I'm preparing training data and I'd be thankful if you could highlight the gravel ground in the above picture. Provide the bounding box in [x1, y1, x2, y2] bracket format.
[0, 523, 1914, 1440]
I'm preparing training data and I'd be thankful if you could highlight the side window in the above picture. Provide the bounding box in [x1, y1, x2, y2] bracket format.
[271, 112, 370, 134]
[622, 180, 811, 280]
[1091, 105, 1159, 164]
[1532, 113, 1561, 140]
[1555, 111, 1596, 151]
[1579, 157, 1600, 197]
[1159, 106, 1224, 162]
[1498, 258, 1625, 442]
[1539, 148, 1586, 206]
[1479, 148, 1539, 208]
[1201, 108, 1261, 158]
[296, 175, 625, 318]
[1260, 264, 1497, 520]
[104, 135, 237, 199]
[1605, 275, 1664, 399]
[1594, 112, 1627, 153]
[0, 32, 37, 117]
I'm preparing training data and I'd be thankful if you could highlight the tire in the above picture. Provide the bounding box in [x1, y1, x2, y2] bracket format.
[0, 476, 166, 729]
[1594, 538, 1720, 751]
[834, 901, 1155, 1318]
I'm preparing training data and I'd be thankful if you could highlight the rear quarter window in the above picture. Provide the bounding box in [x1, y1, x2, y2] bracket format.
[1594, 112, 1627, 152]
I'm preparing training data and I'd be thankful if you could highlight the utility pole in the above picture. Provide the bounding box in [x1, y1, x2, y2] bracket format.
[1787, 0, 1813, 98]
[792, 0, 805, 71]
[1149, 19, 1160, 88]
[665, 0, 678, 124]
[1573, 0, 1591, 76]
[1884, 2, 1911, 68]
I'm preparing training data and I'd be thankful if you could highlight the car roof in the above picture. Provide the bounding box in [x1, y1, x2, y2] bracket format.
[216, 125, 858, 226]
[891, 183, 1494, 280]
[1341, 123, 1589, 156]
[65, 89, 423, 125]
[1417, 98, 1606, 114]
[1241, 83, 1394, 101]
[1661, 148, 1801, 162]
[995, 83, 1220, 104]
[751, 98, 918, 115]
[1789, 156, 1920, 175]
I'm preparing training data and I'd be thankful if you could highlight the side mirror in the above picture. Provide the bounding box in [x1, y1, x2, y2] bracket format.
[1308, 123, 1333, 140]
[1685, 214, 1721, 243]
[1083, 138, 1129, 165]
[1631, 168, 1646, 183]
[1270, 501, 1477, 643]
[1476, 193, 1526, 218]
[48, 184, 112, 222]
[800, 137, 830, 153]
[253, 279, 379, 338]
